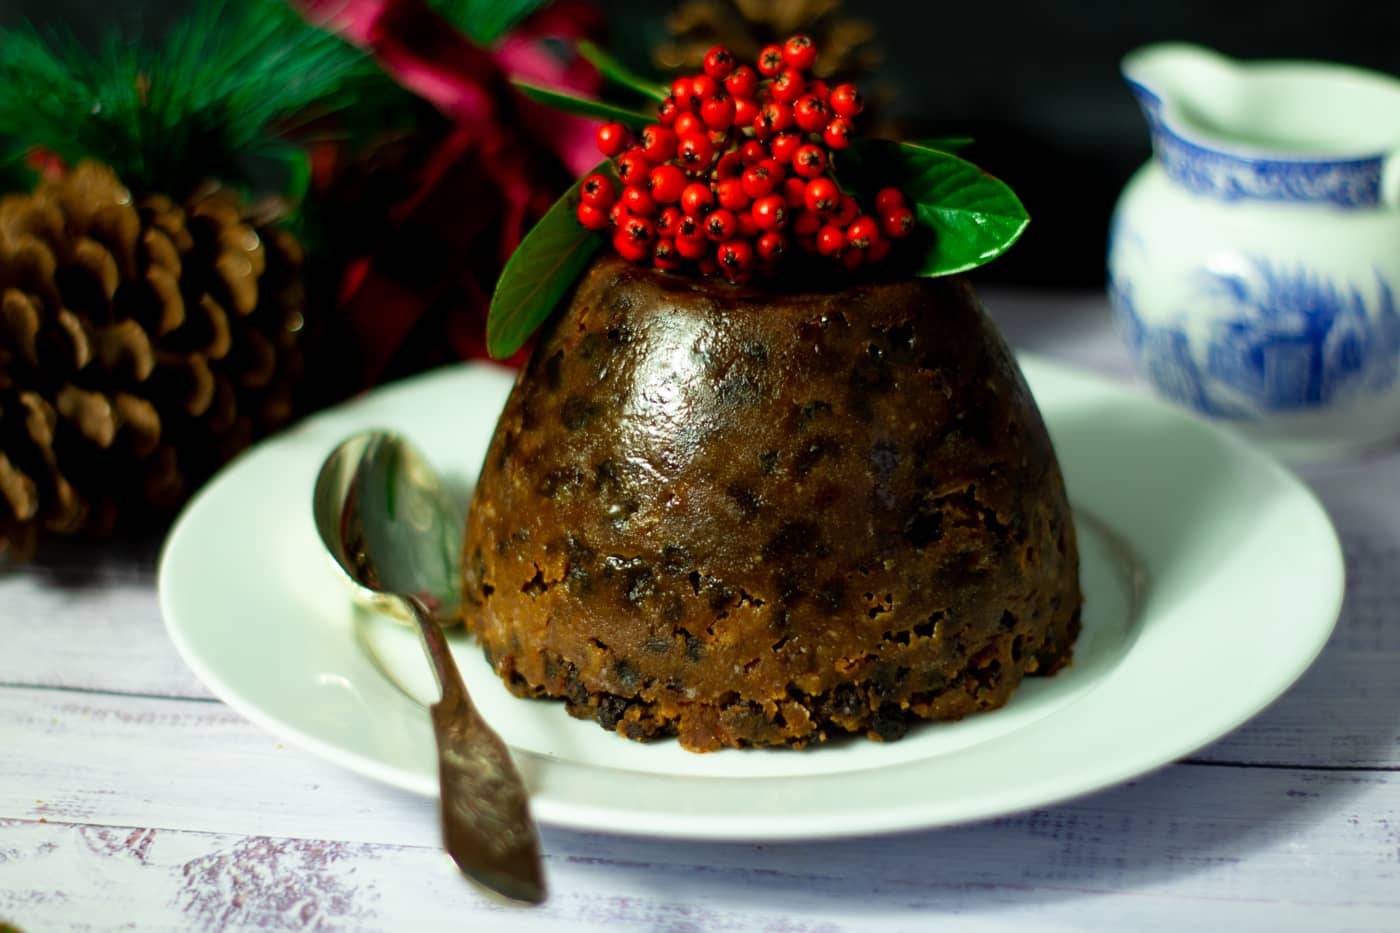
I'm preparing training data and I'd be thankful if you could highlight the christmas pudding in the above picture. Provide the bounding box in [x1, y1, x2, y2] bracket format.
[463, 36, 1081, 750]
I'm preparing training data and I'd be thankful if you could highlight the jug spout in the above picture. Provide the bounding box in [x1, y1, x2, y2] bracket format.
[1122, 42, 1238, 117]
[1121, 43, 1400, 209]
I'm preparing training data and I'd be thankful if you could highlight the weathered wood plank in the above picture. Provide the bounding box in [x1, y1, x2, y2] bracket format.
[2, 752, 1399, 933]
[3, 689, 1400, 895]
[0, 571, 210, 700]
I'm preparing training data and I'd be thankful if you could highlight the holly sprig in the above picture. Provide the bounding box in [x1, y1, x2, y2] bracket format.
[488, 39, 1027, 360]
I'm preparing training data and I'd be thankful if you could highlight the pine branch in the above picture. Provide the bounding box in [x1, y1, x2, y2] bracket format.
[0, 0, 379, 198]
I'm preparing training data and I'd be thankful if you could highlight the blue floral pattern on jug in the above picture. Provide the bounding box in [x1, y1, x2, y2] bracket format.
[1128, 82, 1386, 208]
[1110, 259, 1400, 418]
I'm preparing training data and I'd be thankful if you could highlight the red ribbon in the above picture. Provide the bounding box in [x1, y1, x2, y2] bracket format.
[292, 0, 602, 379]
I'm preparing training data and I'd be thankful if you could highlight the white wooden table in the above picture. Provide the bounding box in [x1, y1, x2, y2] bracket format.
[3, 289, 1398, 932]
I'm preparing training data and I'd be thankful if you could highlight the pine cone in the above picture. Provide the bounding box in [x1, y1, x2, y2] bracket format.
[0, 162, 307, 559]
[656, 0, 881, 83]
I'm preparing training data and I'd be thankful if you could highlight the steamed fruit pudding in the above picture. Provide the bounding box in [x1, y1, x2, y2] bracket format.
[464, 36, 1082, 751]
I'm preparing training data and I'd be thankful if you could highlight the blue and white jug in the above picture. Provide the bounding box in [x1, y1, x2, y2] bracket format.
[1107, 42, 1400, 459]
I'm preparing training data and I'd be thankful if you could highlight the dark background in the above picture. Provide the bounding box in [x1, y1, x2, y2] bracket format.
[4, 0, 1398, 287]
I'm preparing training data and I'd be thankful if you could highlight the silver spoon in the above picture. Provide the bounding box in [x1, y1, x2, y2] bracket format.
[312, 429, 545, 904]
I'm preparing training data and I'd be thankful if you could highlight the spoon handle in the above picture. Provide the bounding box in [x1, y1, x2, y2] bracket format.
[406, 595, 546, 904]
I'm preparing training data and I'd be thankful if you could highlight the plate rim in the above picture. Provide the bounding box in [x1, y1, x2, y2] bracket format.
[158, 353, 1345, 842]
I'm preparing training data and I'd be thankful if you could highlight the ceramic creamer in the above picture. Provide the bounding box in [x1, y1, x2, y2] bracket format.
[1107, 42, 1400, 459]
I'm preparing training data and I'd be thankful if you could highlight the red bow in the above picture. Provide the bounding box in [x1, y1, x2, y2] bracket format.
[293, 0, 602, 378]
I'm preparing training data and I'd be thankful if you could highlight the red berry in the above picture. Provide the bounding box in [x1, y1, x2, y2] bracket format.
[725, 65, 758, 99]
[677, 133, 715, 172]
[716, 177, 750, 211]
[653, 237, 684, 270]
[615, 148, 651, 185]
[656, 206, 684, 237]
[751, 194, 788, 231]
[756, 231, 788, 262]
[782, 34, 817, 71]
[841, 247, 864, 272]
[742, 163, 779, 199]
[803, 177, 839, 214]
[866, 237, 894, 264]
[792, 144, 827, 178]
[577, 201, 610, 230]
[781, 176, 807, 209]
[881, 205, 916, 239]
[769, 68, 806, 104]
[740, 140, 769, 165]
[733, 97, 759, 128]
[823, 116, 853, 150]
[717, 238, 756, 282]
[640, 124, 677, 162]
[735, 209, 760, 239]
[580, 173, 616, 207]
[657, 96, 681, 126]
[816, 224, 847, 256]
[700, 95, 736, 131]
[791, 208, 822, 236]
[704, 209, 737, 241]
[758, 101, 794, 135]
[673, 111, 703, 139]
[671, 77, 693, 106]
[680, 183, 714, 217]
[757, 44, 785, 77]
[621, 214, 656, 245]
[622, 184, 658, 217]
[703, 46, 736, 80]
[829, 83, 864, 118]
[614, 219, 655, 261]
[829, 194, 860, 227]
[715, 151, 745, 180]
[793, 94, 830, 133]
[608, 200, 631, 227]
[807, 79, 831, 101]
[596, 122, 627, 157]
[769, 132, 803, 164]
[696, 254, 719, 275]
[675, 213, 701, 239]
[649, 164, 687, 204]
[613, 230, 649, 263]
[691, 74, 719, 102]
[846, 215, 881, 250]
[874, 187, 906, 213]
[675, 230, 709, 259]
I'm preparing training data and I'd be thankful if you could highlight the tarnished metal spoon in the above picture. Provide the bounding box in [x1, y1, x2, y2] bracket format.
[312, 430, 545, 904]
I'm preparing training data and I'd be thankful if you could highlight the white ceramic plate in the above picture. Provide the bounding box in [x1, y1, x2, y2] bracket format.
[159, 355, 1344, 841]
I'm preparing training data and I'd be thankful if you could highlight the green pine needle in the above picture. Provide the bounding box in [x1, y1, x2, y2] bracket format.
[0, 0, 376, 199]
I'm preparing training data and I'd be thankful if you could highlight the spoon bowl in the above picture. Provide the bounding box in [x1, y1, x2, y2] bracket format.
[312, 430, 545, 904]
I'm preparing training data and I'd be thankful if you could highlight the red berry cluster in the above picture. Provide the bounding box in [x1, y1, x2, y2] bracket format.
[576, 35, 916, 283]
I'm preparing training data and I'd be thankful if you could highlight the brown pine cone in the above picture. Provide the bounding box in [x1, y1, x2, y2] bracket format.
[0, 162, 307, 559]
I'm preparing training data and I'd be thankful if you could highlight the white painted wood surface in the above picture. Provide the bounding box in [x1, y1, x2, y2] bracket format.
[3, 289, 1399, 932]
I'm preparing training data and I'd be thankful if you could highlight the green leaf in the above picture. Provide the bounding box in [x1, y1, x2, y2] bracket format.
[576, 39, 668, 102]
[510, 80, 654, 130]
[909, 135, 975, 153]
[434, 0, 549, 46]
[834, 139, 1029, 277]
[487, 162, 615, 359]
